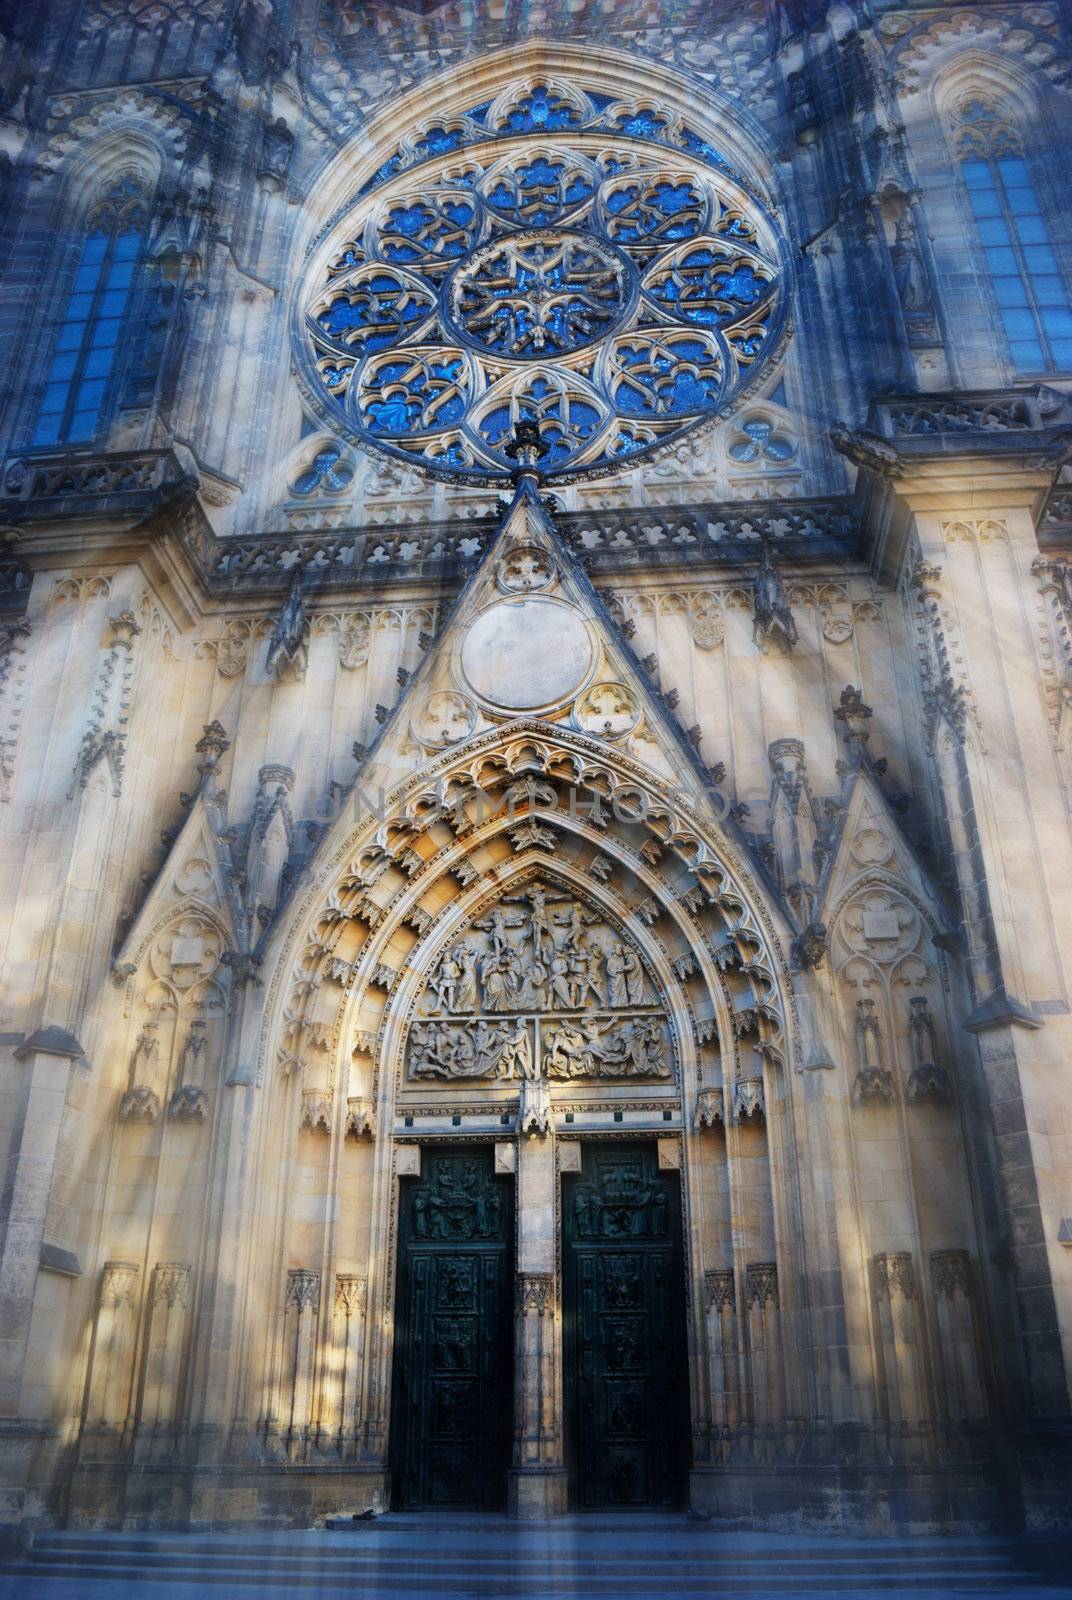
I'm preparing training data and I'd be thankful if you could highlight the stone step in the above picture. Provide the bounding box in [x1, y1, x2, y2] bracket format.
[0, 1558, 1045, 1596]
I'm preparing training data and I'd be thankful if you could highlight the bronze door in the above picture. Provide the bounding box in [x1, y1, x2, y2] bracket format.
[563, 1142, 689, 1508]
[391, 1146, 514, 1509]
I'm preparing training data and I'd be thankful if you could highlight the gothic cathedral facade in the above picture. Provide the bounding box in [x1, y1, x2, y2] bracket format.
[0, 0, 1071, 1534]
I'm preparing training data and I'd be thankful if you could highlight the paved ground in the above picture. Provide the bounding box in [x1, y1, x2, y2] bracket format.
[1, 1514, 1071, 1600]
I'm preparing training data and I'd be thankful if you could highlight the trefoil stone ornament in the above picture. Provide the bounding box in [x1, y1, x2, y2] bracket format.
[345, 1096, 375, 1140]
[732, 1078, 765, 1124]
[694, 1087, 725, 1131]
[300, 1089, 332, 1134]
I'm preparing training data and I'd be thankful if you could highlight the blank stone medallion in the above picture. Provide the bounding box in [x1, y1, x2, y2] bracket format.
[461, 598, 594, 711]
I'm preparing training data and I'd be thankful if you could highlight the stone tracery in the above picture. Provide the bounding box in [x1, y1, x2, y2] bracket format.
[299, 81, 786, 482]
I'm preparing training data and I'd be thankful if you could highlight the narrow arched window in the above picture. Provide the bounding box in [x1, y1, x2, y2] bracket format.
[955, 97, 1072, 374]
[30, 176, 149, 448]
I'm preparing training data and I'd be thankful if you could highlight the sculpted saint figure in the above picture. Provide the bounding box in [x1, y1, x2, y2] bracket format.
[431, 945, 463, 1012]
[607, 941, 646, 1007]
[475, 905, 525, 958]
[549, 949, 574, 1009]
[455, 942, 479, 1012]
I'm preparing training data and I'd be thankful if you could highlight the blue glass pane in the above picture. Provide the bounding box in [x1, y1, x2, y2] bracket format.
[74, 378, 107, 408]
[1033, 277, 1067, 307]
[961, 161, 991, 186]
[968, 189, 1002, 218]
[1003, 180, 1040, 209]
[114, 232, 142, 259]
[30, 415, 62, 446]
[55, 324, 83, 352]
[1023, 245, 1058, 274]
[73, 263, 103, 292]
[69, 406, 101, 436]
[1001, 307, 1038, 338]
[40, 381, 69, 410]
[977, 217, 1011, 245]
[998, 158, 1030, 183]
[98, 289, 130, 317]
[984, 248, 1018, 275]
[90, 318, 121, 348]
[1013, 215, 1049, 245]
[1009, 339, 1045, 369]
[83, 347, 114, 378]
[66, 293, 95, 320]
[82, 234, 108, 262]
[1041, 309, 1072, 337]
[106, 259, 136, 288]
[994, 278, 1029, 308]
[46, 352, 77, 382]
[1049, 339, 1072, 367]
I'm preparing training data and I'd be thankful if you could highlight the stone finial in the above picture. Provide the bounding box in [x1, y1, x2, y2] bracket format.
[694, 1087, 725, 1131]
[266, 569, 309, 683]
[752, 544, 798, 654]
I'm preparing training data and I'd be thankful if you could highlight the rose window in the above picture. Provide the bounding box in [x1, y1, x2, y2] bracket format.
[297, 82, 788, 483]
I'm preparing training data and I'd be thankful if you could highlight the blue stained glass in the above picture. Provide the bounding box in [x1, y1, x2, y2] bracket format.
[75, 379, 107, 407]
[968, 190, 1002, 218]
[68, 411, 100, 440]
[997, 158, 1030, 183]
[1009, 339, 1045, 367]
[91, 319, 121, 348]
[1041, 309, 1072, 337]
[995, 279, 1030, 308]
[30, 213, 144, 447]
[293, 446, 354, 493]
[1035, 277, 1066, 306]
[985, 248, 1018, 275]
[1050, 339, 1072, 365]
[977, 218, 1011, 245]
[1001, 307, 1036, 336]
[1013, 216, 1048, 245]
[1024, 246, 1058, 273]
[30, 415, 61, 446]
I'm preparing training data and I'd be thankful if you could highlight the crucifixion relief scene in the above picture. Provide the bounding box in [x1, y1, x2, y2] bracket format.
[1, 0, 1072, 1594]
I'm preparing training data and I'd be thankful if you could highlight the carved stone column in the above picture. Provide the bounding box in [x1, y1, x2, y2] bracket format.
[745, 1262, 783, 1456]
[704, 1269, 738, 1460]
[871, 1252, 925, 1451]
[83, 1261, 141, 1456]
[931, 1251, 985, 1427]
[282, 1268, 321, 1463]
[508, 1134, 566, 1518]
[135, 1262, 191, 1460]
[332, 1274, 367, 1458]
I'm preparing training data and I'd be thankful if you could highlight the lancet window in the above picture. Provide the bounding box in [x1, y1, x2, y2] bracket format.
[954, 97, 1072, 373]
[30, 176, 149, 448]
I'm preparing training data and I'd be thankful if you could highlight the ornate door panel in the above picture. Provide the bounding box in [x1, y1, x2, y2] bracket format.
[392, 1146, 514, 1510]
[563, 1143, 688, 1509]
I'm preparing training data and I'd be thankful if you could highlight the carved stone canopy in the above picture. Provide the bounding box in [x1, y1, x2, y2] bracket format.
[405, 872, 672, 1085]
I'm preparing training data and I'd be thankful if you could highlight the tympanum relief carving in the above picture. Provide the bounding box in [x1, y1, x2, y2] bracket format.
[404, 878, 672, 1085]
